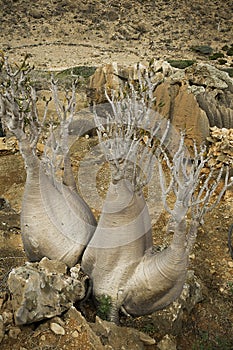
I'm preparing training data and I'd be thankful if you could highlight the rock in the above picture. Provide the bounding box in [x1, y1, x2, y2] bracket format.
[157, 334, 177, 350]
[0, 136, 18, 152]
[0, 315, 4, 343]
[64, 307, 104, 350]
[146, 270, 203, 336]
[50, 322, 65, 335]
[39, 257, 67, 275]
[88, 62, 150, 104]
[153, 80, 210, 147]
[139, 331, 156, 345]
[2, 183, 24, 213]
[205, 127, 233, 172]
[197, 93, 233, 129]
[8, 326, 21, 339]
[7, 258, 86, 325]
[29, 9, 44, 19]
[88, 61, 233, 148]
[90, 315, 155, 349]
[71, 330, 79, 338]
[185, 63, 232, 89]
[88, 60, 176, 105]
[69, 109, 96, 137]
[0, 120, 5, 137]
[0, 153, 26, 210]
[1, 310, 13, 325]
[186, 64, 233, 129]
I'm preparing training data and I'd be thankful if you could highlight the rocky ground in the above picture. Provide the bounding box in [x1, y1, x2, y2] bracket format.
[0, 0, 233, 70]
[0, 1, 233, 349]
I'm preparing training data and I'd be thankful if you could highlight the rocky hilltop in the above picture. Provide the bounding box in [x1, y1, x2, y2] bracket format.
[0, 0, 232, 69]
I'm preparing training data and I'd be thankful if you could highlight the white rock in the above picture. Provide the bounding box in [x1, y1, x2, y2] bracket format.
[139, 331, 156, 345]
[50, 322, 65, 335]
[71, 330, 79, 338]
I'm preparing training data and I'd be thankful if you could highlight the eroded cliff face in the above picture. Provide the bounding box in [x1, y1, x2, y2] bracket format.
[88, 61, 233, 147]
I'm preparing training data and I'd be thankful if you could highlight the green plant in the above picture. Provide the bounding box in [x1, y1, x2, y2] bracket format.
[222, 45, 229, 51]
[168, 59, 195, 69]
[192, 330, 233, 350]
[209, 52, 225, 60]
[96, 294, 112, 320]
[192, 331, 212, 350]
[221, 68, 233, 77]
[56, 66, 96, 79]
[226, 47, 233, 56]
[214, 335, 233, 350]
[218, 59, 227, 65]
[191, 45, 213, 55]
[226, 281, 233, 295]
[141, 323, 156, 336]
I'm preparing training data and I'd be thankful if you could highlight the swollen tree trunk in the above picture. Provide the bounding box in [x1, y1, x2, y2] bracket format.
[0, 55, 96, 267]
[82, 179, 152, 321]
[122, 219, 199, 316]
[21, 158, 96, 267]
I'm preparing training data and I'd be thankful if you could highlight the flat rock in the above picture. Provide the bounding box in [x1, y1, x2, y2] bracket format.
[90, 315, 155, 350]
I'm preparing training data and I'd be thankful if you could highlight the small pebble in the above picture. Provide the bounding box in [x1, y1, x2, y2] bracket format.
[50, 322, 65, 335]
[228, 261, 233, 268]
[71, 330, 79, 338]
[139, 331, 156, 345]
[2, 311, 13, 326]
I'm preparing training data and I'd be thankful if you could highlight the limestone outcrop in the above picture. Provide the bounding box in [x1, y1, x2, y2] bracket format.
[7, 257, 86, 325]
[88, 61, 233, 146]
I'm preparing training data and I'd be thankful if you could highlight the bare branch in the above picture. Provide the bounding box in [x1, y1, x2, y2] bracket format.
[0, 55, 48, 153]
[158, 129, 233, 227]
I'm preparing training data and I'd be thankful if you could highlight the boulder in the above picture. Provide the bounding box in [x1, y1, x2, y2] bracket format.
[88, 60, 174, 105]
[7, 258, 87, 325]
[153, 80, 210, 147]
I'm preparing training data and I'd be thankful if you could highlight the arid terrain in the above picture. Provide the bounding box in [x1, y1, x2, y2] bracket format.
[0, 1, 233, 349]
[1, 0, 233, 70]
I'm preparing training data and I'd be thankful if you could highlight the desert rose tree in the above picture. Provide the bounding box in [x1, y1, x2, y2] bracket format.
[1, 56, 232, 322]
[82, 69, 233, 322]
[0, 54, 96, 267]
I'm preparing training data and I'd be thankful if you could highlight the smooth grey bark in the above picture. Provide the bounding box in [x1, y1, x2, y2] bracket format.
[82, 179, 153, 320]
